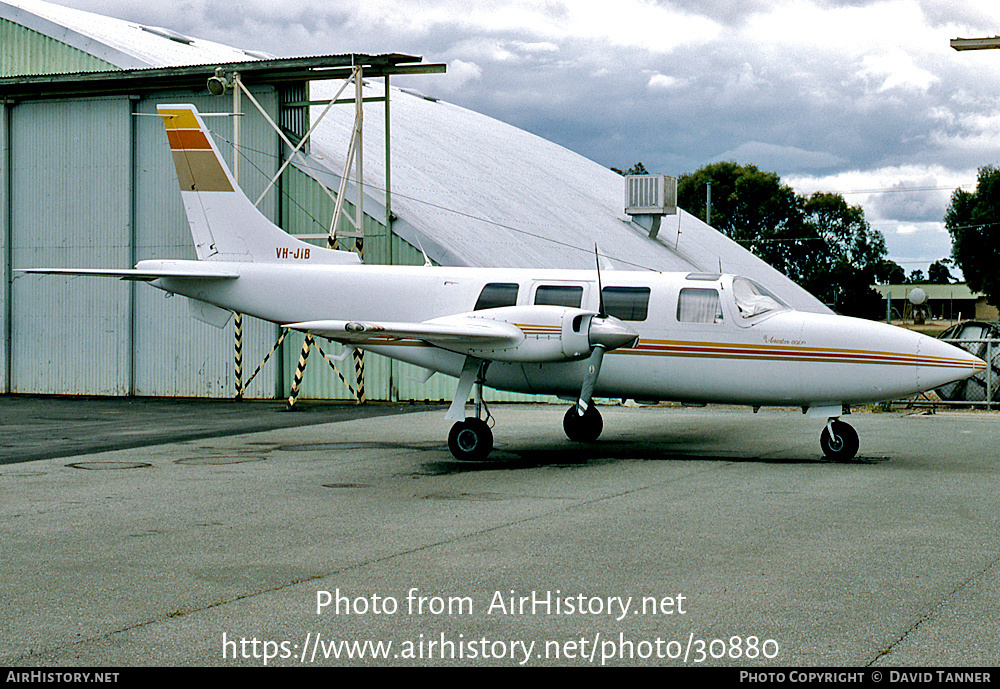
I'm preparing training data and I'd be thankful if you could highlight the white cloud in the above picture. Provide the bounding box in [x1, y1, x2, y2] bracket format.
[647, 73, 685, 91]
[858, 51, 939, 93]
[437, 59, 483, 92]
[711, 141, 846, 171]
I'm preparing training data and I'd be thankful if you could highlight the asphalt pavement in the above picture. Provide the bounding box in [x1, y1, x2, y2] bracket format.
[1, 398, 997, 668]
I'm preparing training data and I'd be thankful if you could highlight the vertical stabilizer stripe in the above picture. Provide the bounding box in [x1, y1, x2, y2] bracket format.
[159, 108, 200, 130]
[166, 129, 212, 150]
[170, 150, 234, 192]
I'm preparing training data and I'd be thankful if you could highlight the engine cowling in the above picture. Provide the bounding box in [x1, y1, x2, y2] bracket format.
[427, 305, 637, 363]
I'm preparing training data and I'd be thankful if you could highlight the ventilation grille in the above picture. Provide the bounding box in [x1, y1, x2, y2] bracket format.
[625, 174, 677, 216]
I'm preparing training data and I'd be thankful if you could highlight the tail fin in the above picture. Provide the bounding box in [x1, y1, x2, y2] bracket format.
[158, 104, 360, 265]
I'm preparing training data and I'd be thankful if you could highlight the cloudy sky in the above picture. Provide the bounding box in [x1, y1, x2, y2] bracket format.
[51, 0, 1000, 277]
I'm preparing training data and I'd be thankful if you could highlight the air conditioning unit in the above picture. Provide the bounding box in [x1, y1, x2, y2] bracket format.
[625, 174, 677, 216]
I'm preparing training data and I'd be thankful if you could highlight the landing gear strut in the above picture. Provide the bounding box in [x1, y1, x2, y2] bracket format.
[446, 357, 494, 461]
[563, 404, 603, 442]
[820, 418, 859, 462]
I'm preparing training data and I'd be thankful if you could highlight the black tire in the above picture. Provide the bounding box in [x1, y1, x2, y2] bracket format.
[563, 405, 603, 442]
[820, 420, 859, 462]
[448, 418, 493, 461]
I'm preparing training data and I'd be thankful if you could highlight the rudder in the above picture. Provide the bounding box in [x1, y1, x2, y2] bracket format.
[158, 104, 361, 265]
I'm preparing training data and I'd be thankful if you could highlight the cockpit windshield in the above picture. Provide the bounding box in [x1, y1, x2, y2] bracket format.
[732, 277, 788, 319]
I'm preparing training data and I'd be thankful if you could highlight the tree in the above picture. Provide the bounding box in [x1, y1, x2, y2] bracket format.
[678, 162, 823, 285]
[801, 192, 887, 319]
[677, 162, 887, 318]
[927, 259, 953, 285]
[611, 162, 649, 176]
[876, 259, 906, 284]
[945, 165, 1000, 306]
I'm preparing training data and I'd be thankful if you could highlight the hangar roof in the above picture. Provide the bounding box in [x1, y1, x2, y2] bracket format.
[0, 0, 830, 314]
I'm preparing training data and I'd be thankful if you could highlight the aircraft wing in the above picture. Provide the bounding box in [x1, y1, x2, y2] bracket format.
[17, 268, 239, 281]
[286, 317, 524, 348]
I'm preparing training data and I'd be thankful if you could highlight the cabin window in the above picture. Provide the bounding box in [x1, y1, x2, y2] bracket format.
[602, 286, 650, 321]
[732, 277, 786, 319]
[677, 288, 724, 324]
[534, 284, 583, 308]
[474, 283, 519, 310]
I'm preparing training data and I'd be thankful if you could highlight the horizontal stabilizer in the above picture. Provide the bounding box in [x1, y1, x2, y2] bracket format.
[17, 268, 239, 281]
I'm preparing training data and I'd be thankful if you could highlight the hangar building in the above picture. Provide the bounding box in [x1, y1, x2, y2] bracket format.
[0, 0, 829, 402]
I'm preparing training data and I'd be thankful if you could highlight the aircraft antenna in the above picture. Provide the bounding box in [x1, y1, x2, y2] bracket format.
[595, 244, 606, 318]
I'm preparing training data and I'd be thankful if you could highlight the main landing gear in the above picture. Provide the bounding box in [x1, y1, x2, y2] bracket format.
[448, 417, 493, 461]
[446, 357, 494, 461]
[820, 418, 859, 462]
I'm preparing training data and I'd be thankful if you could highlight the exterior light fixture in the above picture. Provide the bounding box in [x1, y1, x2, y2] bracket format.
[207, 68, 229, 95]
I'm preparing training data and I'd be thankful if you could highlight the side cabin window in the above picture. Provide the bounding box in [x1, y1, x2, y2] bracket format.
[731, 276, 787, 319]
[677, 288, 724, 324]
[474, 283, 519, 310]
[534, 284, 583, 308]
[602, 286, 651, 321]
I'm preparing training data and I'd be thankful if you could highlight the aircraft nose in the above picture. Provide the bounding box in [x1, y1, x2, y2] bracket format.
[916, 334, 987, 391]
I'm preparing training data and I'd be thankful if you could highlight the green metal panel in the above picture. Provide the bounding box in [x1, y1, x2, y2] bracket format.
[9, 97, 132, 394]
[1, 101, 9, 392]
[0, 20, 115, 77]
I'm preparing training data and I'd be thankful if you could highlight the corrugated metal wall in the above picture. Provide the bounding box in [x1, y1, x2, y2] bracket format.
[10, 98, 132, 394]
[4, 89, 281, 397]
[2, 102, 10, 394]
[0, 20, 114, 77]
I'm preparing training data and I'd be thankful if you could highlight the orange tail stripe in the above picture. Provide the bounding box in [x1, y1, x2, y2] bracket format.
[166, 129, 212, 150]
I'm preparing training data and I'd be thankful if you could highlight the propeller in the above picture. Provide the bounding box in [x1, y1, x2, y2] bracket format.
[575, 245, 633, 416]
[595, 244, 606, 318]
[576, 343, 605, 415]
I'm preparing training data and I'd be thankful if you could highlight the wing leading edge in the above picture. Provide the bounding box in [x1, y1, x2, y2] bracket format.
[17, 268, 239, 281]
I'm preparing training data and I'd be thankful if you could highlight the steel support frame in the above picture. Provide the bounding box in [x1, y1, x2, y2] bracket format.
[225, 62, 396, 405]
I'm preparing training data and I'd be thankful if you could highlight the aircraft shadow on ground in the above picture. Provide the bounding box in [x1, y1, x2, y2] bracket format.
[417, 442, 889, 474]
[278, 439, 888, 475]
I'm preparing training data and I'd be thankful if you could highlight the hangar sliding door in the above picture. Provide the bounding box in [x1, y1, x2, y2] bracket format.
[9, 97, 131, 394]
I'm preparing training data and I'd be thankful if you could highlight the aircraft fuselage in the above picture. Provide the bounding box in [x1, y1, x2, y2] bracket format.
[148, 260, 982, 410]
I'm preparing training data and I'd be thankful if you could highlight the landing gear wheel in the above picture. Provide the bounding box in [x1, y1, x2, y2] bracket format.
[448, 418, 493, 461]
[563, 405, 603, 442]
[820, 420, 859, 462]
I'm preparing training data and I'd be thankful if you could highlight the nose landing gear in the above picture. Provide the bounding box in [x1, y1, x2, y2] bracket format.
[563, 404, 603, 443]
[820, 418, 859, 462]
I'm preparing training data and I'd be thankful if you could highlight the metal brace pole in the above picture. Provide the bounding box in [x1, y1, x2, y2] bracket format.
[243, 328, 289, 390]
[235, 79, 342, 210]
[353, 65, 366, 404]
[233, 72, 244, 398]
[287, 334, 313, 409]
[251, 76, 354, 207]
[312, 340, 358, 398]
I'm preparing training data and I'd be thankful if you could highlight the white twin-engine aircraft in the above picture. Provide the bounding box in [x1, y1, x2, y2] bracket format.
[26, 105, 986, 462]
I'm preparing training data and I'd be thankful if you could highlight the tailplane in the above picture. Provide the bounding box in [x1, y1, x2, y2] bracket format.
[158, 104, 360, 265]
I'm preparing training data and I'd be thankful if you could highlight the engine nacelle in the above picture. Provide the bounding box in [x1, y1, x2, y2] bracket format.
[428, 305, 597, 363]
